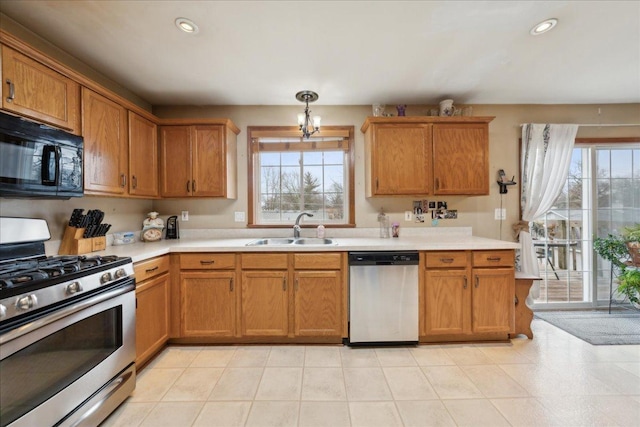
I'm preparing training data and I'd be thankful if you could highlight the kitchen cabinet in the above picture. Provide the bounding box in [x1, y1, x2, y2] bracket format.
[159, 120, 239, 198]
[128, 111, 158, 198]
[1, 45, 81, 134]
[179, 253, 237, 337]
[82, 88, 128, 195]
[423, 249, 514, 340]
[240, 253, 289, 337]
[134, 256, 170, 366]
[361, 117, 493, 196]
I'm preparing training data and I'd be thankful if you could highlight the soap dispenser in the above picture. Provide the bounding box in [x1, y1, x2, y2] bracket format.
[378, 209, 390, 238]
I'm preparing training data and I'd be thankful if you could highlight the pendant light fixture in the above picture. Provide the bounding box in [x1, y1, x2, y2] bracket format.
[296, 91, 320, 139]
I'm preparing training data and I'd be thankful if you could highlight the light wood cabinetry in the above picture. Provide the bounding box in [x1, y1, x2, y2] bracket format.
[159, 121, 239, 198]
[82, 88, 128, 195]
[128, 111, 158, 197]
[361, 117, 493, 196]
[134, 256, 170, 366]
[1, 45, 80, 134]
[179, 253, 238, 337]
[423, 249, 515, 341]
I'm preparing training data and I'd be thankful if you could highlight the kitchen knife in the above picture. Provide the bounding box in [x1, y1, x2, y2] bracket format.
[83, 225, 94, 238]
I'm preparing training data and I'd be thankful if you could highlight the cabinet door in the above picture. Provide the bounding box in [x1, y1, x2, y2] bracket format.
[181, 271, 236, 337]
[136, 273, 170, 365]
[471, 268, 515, 333]
[1, 46, 80, 134]
[424, 269, 470, 335]
[294, 270, 342, 337]
[433, 123, 489, 195]
[371, 124, 432, 195]
[192, 125, 224, 196]
[159, 126, 192, 197]
[128, 111, 158, 197]
[241, 271, 288, 336]
[82, 88, 128, 194]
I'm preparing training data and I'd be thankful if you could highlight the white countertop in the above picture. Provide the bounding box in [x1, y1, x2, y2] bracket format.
[77, 228, 519, 263]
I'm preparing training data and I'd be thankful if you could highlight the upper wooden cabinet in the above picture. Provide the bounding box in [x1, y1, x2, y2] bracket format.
[159, 120, 239, 198]
[82, 88, 128, 195]
[1, 45, 80, 134]
[361, 117, 494, 196]
[128, 111, 158, 198]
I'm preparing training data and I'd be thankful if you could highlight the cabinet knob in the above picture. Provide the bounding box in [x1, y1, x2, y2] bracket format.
[5, 79, 15, 102]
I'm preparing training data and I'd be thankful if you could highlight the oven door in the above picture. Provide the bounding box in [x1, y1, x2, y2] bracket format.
[0, 282, 135, 427]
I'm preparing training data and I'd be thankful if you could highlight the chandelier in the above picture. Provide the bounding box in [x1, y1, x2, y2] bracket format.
[296, 90, 320, 139]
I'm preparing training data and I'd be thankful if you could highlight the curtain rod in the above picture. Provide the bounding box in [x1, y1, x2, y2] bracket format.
[520, 123, 640, 127]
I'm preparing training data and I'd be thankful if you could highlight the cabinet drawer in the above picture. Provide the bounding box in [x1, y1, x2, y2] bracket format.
[181, 253, 236, 270]
[425, 251, 468, 268]
[472, 250, 514, 268]
[134, 256, 170, 282]
[241, 253, 288, 269]
[294, 253, 342, 270]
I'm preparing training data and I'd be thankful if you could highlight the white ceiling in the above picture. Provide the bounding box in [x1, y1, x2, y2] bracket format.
[1, 1, 639, 106]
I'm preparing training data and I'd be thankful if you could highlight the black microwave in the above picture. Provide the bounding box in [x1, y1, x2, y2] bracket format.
[0, 112, 83, 199]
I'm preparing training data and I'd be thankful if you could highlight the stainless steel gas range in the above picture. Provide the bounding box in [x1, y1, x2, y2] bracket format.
[0, 217, 136, 427]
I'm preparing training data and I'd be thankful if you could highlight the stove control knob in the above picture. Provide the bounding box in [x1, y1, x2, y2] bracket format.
[0, 304, 6, 319]
[100, 272, 113, 284]
[114, 268, 127, 279]
[66, 281, 83, 295]
[16, 294, 38, 311]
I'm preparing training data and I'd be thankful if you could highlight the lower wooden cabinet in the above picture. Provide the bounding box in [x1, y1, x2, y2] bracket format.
[241, 270, 289, 336]
[180, 271, 236, 337]
[294, 270, 343, 337]
[424, 269, 469, 335]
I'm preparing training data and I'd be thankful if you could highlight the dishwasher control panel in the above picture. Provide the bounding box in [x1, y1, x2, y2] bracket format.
[348, 251, 419, 265]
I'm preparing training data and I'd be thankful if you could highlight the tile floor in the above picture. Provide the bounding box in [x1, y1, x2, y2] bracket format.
[102, 319, 640, 426]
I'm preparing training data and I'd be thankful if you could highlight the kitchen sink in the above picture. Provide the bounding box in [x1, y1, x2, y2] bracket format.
[246, 237, 336, 246]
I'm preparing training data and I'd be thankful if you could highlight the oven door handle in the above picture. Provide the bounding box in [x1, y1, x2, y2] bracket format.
[0, 281, 134, 345]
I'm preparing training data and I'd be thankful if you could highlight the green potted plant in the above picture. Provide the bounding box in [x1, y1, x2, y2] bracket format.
[622, 224, 640, 266]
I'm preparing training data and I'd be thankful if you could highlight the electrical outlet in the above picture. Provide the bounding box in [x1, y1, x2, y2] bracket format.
[181, 211, 189, 221]
[234, 211, 245, 222]
[494, 208, 506, 220]
[404, 211, 413, 221]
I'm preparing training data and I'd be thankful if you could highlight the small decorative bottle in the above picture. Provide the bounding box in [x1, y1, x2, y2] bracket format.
[378, 209, 390, 238]
[316, 225, 325, 239]
[392, 222, 400, 238]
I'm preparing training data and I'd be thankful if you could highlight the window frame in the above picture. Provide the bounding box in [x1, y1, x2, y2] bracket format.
[247, 126, 355, 228]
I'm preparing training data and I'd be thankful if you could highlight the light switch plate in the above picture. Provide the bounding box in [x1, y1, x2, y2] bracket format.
[234, 211, 245, 222]
[181, 211, 189, 221]
[494, 208, 506, 220]
[404, 211, 413, 221]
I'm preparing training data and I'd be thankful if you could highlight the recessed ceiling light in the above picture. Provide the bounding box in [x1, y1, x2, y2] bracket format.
[530, 18, 558, 36]
[175, 17, 199, 34]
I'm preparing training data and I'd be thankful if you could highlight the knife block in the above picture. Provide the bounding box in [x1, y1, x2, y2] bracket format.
[58, 225, 107, 255]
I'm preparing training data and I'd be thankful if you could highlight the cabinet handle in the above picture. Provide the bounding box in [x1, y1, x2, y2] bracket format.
[132, 175, 137, 189]
[295, 278, 299, 291]
[229, 277, 234, 292]
[192, 180, 196, 192]
[375, 178, 379, 190]
[120, 173, 126, 187]
[186, 180, 191, 193]
[475, 275, 479, 288]
[435, 178, 439, 190]
[486, 257, 502, 262]
[200, 260, 215, 265]
[145, 266, 159, 273]
[283, 277, 287, 291]
[463, 275, 468, 289]
[6, 79, 15, 102]
[440, 258, 454, 263]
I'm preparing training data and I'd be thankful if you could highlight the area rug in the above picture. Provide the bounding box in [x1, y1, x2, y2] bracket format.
[534, 310, 640, 345]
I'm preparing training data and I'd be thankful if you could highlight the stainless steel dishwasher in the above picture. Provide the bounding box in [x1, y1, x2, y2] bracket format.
[348, 251, 419, 345]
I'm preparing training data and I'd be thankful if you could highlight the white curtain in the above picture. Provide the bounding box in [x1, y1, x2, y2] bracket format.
[519, 124, 579, 297]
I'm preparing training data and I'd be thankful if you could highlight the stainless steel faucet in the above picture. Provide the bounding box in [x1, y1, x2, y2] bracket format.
[293, 212, 313, 238]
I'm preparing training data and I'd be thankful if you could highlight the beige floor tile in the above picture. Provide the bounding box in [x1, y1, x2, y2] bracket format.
[208, 367, 263, 401]
[299, 401, 351, 427]
[301, 367, 347, 401]
[421, 366, 483, 399]
[349, 401, 403, 427]
[343, 367, 393, 401]
[192, 401, 251, 427]
[383, 367, 438, 400]
[245, 401, 299, 427]
[395, 400, 456, 427]
[585, 362, 640, 395]
[440, 344, 495, 365]
[129, 368, 184, 402]
[190, 346, 237, 367]
[586, 395, 640, 427]
[590, 345, 640, 363]
[474, 343, 533, 364]
[491, 397, 565, 426]
[443, 398, 510, 426]
[162, 367, 224, 401]
[630, 395, 640, 404]
[100, 401, 155, 427]
[228, 346, 271, 367]
[139, 401, 204, 427]
[410, 346, 456, 366]
[305, 346, 341, 367]
[374, 347, 418, 366]
[536, 396, 621, 426]
[461, 365, 529, 398]
[615, 362, 640, 378]
[255, 367, 303, 400]
[146, 346, 202, 368]
[340, 347, 380, 367]
[267, 345, 305, 367]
